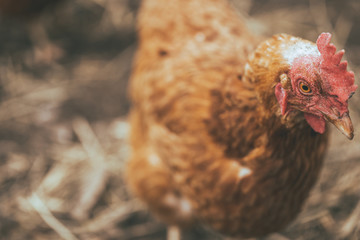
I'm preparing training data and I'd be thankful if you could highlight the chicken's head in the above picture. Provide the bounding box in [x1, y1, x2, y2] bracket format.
[275, 33, 357, 139]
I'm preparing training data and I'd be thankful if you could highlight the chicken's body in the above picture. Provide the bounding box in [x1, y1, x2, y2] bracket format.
[127, 0, 355, 238]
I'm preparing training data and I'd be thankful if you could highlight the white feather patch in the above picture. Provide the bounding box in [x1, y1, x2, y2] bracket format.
[163, 194, 192, 216]
[238, 167, 252, 178]
[179, 198, 192, 215]
[148, 153, 161, 166]
[282, 41, 320, 64]
[231, 161, 252, 179]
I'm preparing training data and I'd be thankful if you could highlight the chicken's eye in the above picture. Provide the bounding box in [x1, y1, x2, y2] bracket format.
[299, 81, 312, 95]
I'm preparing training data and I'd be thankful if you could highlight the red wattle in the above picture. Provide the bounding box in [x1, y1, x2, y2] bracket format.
[304, 113, 326, 134]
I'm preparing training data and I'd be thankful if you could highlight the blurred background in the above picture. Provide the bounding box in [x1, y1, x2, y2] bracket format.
[0, 0, 359, 239]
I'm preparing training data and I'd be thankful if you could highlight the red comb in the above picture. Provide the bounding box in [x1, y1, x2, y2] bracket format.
[316, 33, 357, 102]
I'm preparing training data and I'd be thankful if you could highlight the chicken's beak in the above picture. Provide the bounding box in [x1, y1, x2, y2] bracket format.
[325, 112, 354, 140]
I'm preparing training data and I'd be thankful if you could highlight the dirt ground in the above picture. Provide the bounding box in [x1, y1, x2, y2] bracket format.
[0, 0, 359, 239]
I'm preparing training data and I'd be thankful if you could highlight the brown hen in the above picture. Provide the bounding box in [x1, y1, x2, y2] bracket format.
[127, 0, 357, 238]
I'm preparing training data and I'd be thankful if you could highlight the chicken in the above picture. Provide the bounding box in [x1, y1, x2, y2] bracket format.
[0, 0, 64, 63]
[126, 0, 357, 238]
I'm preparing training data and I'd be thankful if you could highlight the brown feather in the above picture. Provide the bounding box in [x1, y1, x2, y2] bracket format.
[127, 0, 329, 238]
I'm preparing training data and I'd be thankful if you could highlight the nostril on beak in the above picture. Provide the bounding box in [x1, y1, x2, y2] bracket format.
[341, 112, 350, 119]
[330, 107, 341, 119]
[339, 111, 350, 120]
[323, 111, 354, 140]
